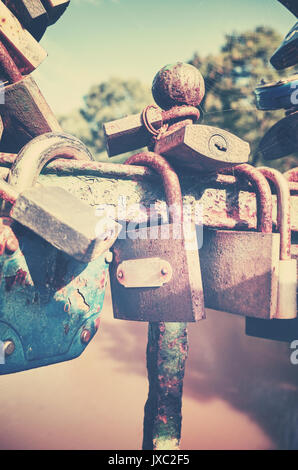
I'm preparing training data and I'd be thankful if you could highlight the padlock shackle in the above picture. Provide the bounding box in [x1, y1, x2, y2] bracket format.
[258, 167, 291, 260]
[8, 133, 94, 192]
[284, 167, 298, 182]
[0, 41, 22, 84]
[223, 164, 273, 233]
[125, 152, 183, 224]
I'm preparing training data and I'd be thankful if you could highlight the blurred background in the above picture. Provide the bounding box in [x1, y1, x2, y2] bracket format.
[0, 0, 298, 450]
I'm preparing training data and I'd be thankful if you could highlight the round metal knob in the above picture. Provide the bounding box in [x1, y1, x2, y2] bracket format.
[152, 62, 205, 110]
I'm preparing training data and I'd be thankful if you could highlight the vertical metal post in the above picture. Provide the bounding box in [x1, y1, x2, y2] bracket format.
[142, 322, 189, 450]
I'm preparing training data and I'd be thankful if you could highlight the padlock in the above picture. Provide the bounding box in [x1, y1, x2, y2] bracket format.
[40, 0, 70, 25]
[245, 167, 297, 341]
[270, 22, 298, 70]
[2, 0, 49, 42]
[109, 151, 205, 322]
[254, 74, 298, 111]
[0, 0, 47, 75]
[0, 41, 61, 152]
[104, 62, 250, 171]
[1, 132, 121, 262]
[153, 124, 250, 172]
[199, 164, 281, 319]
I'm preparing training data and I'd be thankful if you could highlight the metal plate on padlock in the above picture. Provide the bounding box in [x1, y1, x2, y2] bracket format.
[116, 257, 173, 288]
[110, 224, 205, 322]
[199, 228, 280, 319]
[154, 124, 250, 171]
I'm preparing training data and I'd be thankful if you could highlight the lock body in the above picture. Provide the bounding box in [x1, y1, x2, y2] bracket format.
[0, 229, 109, 375]
[200, 228, 280, 318]
[109, 151, 205, 322]
[199, 164, 281, 319]
[110, 223, 204, 322]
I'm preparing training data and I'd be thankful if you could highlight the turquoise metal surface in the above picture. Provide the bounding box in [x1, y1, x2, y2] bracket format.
[0, 227, 108, 375]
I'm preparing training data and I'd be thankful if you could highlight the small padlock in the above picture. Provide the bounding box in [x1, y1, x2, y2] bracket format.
[2, 0, 49, 42]
[1, 132, 121, 262]
[109, 151, 205, 322]
[257, 167, 297, 319]
[0, 41, 61, 152]
[245, 168, 297, 342]
[0, 0, 47, 75]
[154, 124, 250, 172]
[199, 164, 281, 319]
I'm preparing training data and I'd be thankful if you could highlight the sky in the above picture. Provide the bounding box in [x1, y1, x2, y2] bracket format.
[33, 0, 296, 115]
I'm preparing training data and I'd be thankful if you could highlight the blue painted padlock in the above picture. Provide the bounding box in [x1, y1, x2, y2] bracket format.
[0, 134, 113, 374]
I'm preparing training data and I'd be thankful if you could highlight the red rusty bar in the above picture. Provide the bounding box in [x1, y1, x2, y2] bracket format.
[222, 164, 273, 233]
[0, 41, 22, 84]
[125, 152, 183, 223]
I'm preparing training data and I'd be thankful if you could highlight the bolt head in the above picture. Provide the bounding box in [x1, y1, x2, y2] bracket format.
[152, 62, 205, 110]
[4, 340, 15, 356]
[81, 329, 91, 344]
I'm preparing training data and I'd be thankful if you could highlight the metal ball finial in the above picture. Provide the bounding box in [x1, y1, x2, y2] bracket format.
[151, 62, 205, 110]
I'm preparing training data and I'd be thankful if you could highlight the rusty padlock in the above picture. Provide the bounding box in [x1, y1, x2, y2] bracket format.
[104, 62, 250, 171]
[109, 151, 205, 322]
[199, 164, 281, 319]
[0, 41, 61, 153]
[245, 167, 297, 341]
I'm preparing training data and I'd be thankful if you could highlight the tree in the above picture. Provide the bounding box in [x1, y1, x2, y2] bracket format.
[189, 26, 297, 171]
[60, 78, 152, 162]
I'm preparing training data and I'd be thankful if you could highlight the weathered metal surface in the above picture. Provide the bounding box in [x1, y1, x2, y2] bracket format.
[143, 322, 188, 450]
[151, 62, 205, 109]
[0, 156, 297, 231]
[154, 124, 250, 171]
[110, 152, 204, 322]
[5, 133, 121, 262]
[0, 1, 47, 75]
[200, 165, 281, 319]
[116, 258, 173, 288]
[0, 236, 108, 375]
[2, 0, 49, 42]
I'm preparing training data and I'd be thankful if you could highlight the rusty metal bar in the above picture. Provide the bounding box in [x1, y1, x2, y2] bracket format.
[143, 322, 188, 450]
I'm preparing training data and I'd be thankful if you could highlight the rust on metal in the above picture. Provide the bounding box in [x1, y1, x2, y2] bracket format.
[258, 167, 291, 260]
[0, 40, 22, 84]
[222, 164, 273, 233]
[151, 62, 205, 110]
[125, 152, 183, 223]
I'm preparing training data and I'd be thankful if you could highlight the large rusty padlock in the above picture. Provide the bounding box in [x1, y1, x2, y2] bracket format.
[0, 41, 61, 153]
[109, 151, 205, 322]
[0, 135, 115, 374]
[199, 164, 281, 319]
[246, 167, 297, 341]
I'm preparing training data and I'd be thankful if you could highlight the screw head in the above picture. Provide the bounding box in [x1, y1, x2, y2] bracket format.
[152, 62, 205, 110]
[117, 270, 124, 279]
[4, 340, 15, 356]
[81, 329, 91, 344]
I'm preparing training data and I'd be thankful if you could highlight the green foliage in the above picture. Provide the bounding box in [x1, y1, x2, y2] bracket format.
[60, 26, 297, 170]
[190, 26, 297, 170]
[60, 78, 152, 161]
